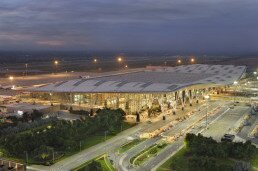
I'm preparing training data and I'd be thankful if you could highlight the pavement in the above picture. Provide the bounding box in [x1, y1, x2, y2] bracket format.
[122, 103, 251, 171]
[0, 68, 144, 87]
[202, 105, 250, 141]
[116, 100, 228, 171]
[151, 104, 251, 171]
[27, 101, 252, 171]
[237, 114, 258, 145]
[27, 99, 211, 171]
[27, 123, 144, 171]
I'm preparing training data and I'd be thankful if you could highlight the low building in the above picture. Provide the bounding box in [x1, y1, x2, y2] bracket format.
[29, 64, 246, 114]
[0, 103, 52, 117]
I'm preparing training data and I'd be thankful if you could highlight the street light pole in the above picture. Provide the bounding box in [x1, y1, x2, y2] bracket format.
[52, 149, 55, 163]
[204, 95, 210, 128]
[54, 60, 59, 74]
[117, 56, 123, 70]
[24, 151, 28, 165]
[206, 101, 208, 127]
[233, 81, 238, 103]
[104, 131, 107, 141]
[121, 123, 123, 132]
[25, 63, 28, 76]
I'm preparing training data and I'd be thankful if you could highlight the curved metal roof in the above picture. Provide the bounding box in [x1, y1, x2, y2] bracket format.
[31, 64, 246, 93]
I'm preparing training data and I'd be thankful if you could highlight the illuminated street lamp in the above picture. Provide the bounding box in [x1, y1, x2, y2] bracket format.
[125, 65, 128, 68]
[253, 71, 257, 75]
[117, 56, 124, 70]
[54, 60, 59, 74]
[117, 56, 123, 63]
[190, 58, 195, 63]
[9, 76, 14, 81]
[25, 63, 28, 76]
[93, 58, 99, 71]
[8, 76, 15, 89]
[177, 59, 182, 65]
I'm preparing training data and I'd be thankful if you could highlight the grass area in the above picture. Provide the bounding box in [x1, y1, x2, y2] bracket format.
[1, 122, 135, 166]
[157, 146, 258, 171]
[118, 139, 144, 153]
[157, 146, 188, 171]
[56, 122, 135, 163]
[61, 134, 113, 159]
[71, 154, 115, 171]
[251, 148, 258, 169]
[97, 155, 115, 171]
[130, 143, 167, 166]
[130, 144, 156, 165]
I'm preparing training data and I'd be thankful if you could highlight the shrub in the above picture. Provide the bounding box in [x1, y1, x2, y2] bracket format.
[149, 148, 158, 154]
[185, 133, 256, 160]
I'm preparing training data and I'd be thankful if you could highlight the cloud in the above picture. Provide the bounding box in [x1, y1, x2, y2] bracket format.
[36, 40, 65, 46]
[0, 0, 258, 53]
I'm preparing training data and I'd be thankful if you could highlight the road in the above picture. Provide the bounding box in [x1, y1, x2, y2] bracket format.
[202, 105, 250, 141]
[27, 99, 210, 171]
[143, 104, 231, 171]
[152, 105, 251, 171]
[0, 68, 144, 87]
[237, 114, 258, 145]
[27, 123, 144, 171]
[116, 100, 228, 171]
[28, 101, 250, 171]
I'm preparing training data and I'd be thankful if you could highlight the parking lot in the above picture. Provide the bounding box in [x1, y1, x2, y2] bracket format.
[202, 105, 251, 141]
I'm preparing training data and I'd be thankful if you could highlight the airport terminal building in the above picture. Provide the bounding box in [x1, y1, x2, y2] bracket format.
[30, 64, 246, 114]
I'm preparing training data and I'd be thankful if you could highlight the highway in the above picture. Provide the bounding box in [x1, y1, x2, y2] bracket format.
[27, 99, 210, 171]
[28, 123, 144, 171]
[153, 105, 252, 171]
[27, 101, 252, 171]
[202, 105, 250, 141]
[116, 100, 229, 171]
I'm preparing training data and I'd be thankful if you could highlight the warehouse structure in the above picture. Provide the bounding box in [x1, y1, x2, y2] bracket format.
[29, 64, 246, 114]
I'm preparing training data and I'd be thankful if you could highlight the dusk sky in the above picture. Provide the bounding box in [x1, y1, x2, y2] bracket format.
[1, 0, 258, 54]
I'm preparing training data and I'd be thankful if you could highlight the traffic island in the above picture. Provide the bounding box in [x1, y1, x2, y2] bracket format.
[71, 154, 115, 171]
[118, 139, 145, 154]
[130, 142, 167, 166]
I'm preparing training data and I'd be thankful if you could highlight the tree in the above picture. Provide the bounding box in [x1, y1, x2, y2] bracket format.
[136, 112, 140, 122]
[34, 145, 53, 161]
[0, 108, 127, 164]
[85, 161, 102, 171]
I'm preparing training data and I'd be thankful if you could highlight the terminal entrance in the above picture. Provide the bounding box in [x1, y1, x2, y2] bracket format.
[30, 87, 208, 115]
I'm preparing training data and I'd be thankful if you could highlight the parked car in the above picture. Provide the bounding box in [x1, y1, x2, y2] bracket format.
[221, 134, 235, 142]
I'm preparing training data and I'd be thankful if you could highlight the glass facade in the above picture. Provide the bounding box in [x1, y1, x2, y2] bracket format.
[31, 88, 207, 114]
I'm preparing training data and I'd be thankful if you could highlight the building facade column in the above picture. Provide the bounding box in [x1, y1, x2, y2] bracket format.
[189, 89, 193, 106]
[181, 90, 186, 110]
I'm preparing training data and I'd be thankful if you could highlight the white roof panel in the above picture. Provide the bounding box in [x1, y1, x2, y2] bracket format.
[31, 64, 246, 93]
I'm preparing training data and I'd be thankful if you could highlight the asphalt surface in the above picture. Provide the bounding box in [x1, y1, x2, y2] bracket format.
[25, 98, 209, 171]
[237, 114, 258, 145]
[27, 123, 144, 171]
[145, 104, 232, 171]
[117, 101, 228, 171]
[27, 101, 251, 171]
[202, 105, 250, 141]
[150, 105, 249, 171]
[0, 68, 144, 87]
